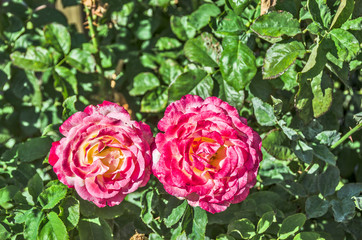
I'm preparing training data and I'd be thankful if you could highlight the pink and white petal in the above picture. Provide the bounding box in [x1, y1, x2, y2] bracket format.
[199, 200, 229, 214]
[59, 112, 89, 136]
[105, 193, 126, 207]
[49, 141, 60, 166]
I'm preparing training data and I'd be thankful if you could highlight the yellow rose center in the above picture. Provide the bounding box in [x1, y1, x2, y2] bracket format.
[83, 136, 124, 177]
[189, 137, 226, 179]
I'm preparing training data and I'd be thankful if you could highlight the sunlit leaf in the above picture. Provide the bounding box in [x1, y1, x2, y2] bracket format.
[263, 41, 305, 79]
[251, 11, 301, 42]
[44, 23, 71, 55]
[220, 37, 256, 91]
[278, 213, 306, 239]
[10, 46, 52, 71]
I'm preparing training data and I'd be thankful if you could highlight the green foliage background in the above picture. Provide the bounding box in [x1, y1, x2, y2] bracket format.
[0, 0, 361, 239]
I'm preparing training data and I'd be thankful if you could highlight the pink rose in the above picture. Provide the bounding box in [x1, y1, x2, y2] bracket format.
[49, 101, 154, 207]
[152, 95, 262, 213]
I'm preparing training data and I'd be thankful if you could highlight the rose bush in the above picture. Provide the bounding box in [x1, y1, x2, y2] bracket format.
[152, 95, 263, 213]
[49, 101, 154, 207]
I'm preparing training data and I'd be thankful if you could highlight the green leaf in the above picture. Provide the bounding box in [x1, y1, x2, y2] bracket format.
[277, 120, 298, 141]
[341, 17, 362, 30]
[2, 13, 25, 42]
[0, 185, 19, 205]
[354, 112, 362, 124]
[211, 11, 246, 36]
[329, 28, 360, 62]
[31, 8, 67, 27]
[164, 199, 188, 228]
[305, 195, 329, 219]
[217, 76, 245, 111]
[300, 40, 329, 80]
[24, 208, 44, 240]
[326, 56, 350, 85]
[257, 211, 275, 234]
[141, 87, 168, 113]
[78, 218, 112, 240]
[311, 71, 333, 118]
[295, 79, 313, 123]
[141, 189, 156, 225]
[62, 95, 78, 120]
[278, 121, 299, 141]
[251, 11, 301, 42]
[293, 141, 313, 164]
[159, 59, 183, 84]
[78, 197, 96, 217]
[220, 37, 256, 91]
[337, 183, 362, 199]
[184, 32, 221, 67]
[59, 197, 80, 230]
[281, 181, 308, 197]
[38, 183, 68, 210]
[44, 23, 71, 55]
[278, 64, 298, 90]
[94, 205, 125, 219]
[190, 207, 208, 239]
[350, 59, 362, 71]
[129, 72, 160, 96]
[10, 46, 52, 71]
[263, 130, 296, 160]
[255, 203, 274, 217]
[306, 21, 322, 35]
[54, 66, 78, 98]
[28, 173, 43, 204]
[155, 37, 181, 51]
[18, 137, 53, 162]
[39, 211, 68, 240]
[352, 196, 362, 210]
[331, 198, 356, 222]
[308, 0, 332, 28]
[318, 165, 340, 197]
[278, 213, 306, 239]
[170, 16, 196, 41]
[169, 69, 213, 102]
[330, 0, 355, 29]
[263, 41, 305, 79]
[189, 4, 220, 30]
[293, 232, 322, 240]
[216, 234, 236, 240]
[0, 224, 10, 240]
[270, 96, 286, 116]
[312, 144, 336, 165]
[252, 97, 277, 126]
[227, 0, 251, 15]
[149, 0, 170, 7]
[315, 130, 341, 146]
[65, 48, 96, 73]
[135, 19, 152, 41]
[99, 47, 115, 69]
[228, 218, 256, 239]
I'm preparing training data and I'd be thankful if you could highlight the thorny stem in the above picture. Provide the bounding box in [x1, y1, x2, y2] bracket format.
[84, 4, 99, 50]
[331, 121, 362, 149]
[83, 1, 109, 100]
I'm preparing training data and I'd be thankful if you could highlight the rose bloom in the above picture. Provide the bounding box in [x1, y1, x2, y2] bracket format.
[152, 95, 262, 213]
[49, 101, 154, 207]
